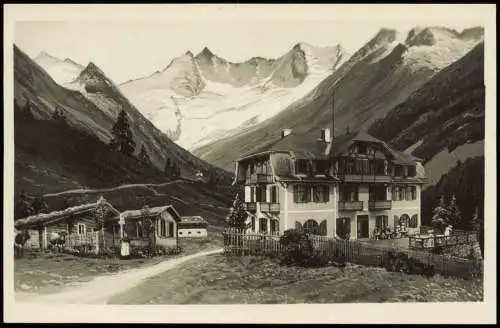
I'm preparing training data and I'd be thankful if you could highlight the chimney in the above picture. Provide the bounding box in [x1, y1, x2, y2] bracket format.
[321, 128, 331, 142]
[331, 91, 335, 138]
[281, 129, 292, 138]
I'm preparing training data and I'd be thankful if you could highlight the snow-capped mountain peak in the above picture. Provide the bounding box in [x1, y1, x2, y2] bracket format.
[33, 51, 84, 86]
[119, 42, 349, 150]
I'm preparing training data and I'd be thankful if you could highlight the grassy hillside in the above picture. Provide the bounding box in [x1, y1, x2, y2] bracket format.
[15, 114, 168, 195]
[108, 254, 483, 304]
[14, 111, 234, 226]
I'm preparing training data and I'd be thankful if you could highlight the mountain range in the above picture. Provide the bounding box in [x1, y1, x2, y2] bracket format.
[35, 43, 349, 151]
[20, 25, 485, 224]
[193, 26, 484, 185]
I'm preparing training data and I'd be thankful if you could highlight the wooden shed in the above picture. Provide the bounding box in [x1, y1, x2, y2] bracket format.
[118, 205, 182, 249]
[14, 196, 121, 252]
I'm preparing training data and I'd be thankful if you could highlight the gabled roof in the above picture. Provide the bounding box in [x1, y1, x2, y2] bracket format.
[14, 197, 120, 229]
[120, 205, 182, 222]
[240, 133, 332, 160]
[239, 130, 421, 165]
[179, 216, 209, 226]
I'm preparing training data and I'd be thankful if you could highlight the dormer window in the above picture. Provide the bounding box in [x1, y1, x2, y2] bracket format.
[315, 160, 328, 175]
[358, 143, 367, 155]
[295, 159, 309, 175]
[394, 166, 404, 177]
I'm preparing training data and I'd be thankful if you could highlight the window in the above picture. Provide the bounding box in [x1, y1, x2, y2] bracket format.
[270, 220, 279, 235]
[313, 185, 329, 203]
[197, 231, 201, 234]
[77, 223, 86, 235]
[259, 218, 267, 233]
[336, 217, 351, 239]
[303, 219, 319, 235]
[392, 185, 406, 201]
[318, 220, 327, 236]
[179, 231, 183, 235]
[255, 186, 266, 202]
[409, 215, 418, 228]
[369, 186, 387, 201]
[340, 185, 358, 202]
[136, 222, 144, 238]
[160, 220, 167, 237]
[293, 184, 310, 203]
[408, 166, 416, 177]
[250, 187, 255, 202]
[375, 215, 389, 229]
[399, 214, 410, 228]
[401, 186, 407, 200]
[295, 159, 309, 175]
[188, 231, 192, 235]
[251, 216, 256, 231]
[270, 186, 278, 203]
[394, 166, 404, 177]
[409, 186, 417, 200]
[168, 222, 174, 238]
[315, 160, 328, 175]
[358, 143, 367, 155]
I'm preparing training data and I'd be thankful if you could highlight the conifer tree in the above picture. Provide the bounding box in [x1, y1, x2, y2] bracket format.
[447, 194, 462, 228]
[164, 158, 172, 178]
[431, 195, 451, 233]
[138, 144, 151, 165]
[470, 206, 484, 258]
[225, 193, 248, 230]
[32, 195, 49, 214]
[14, 191, 34, 220]
[110, 109, 136, 156]
[52, 106, 67, 124]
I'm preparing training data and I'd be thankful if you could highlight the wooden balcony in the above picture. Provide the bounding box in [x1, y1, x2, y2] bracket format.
[244, 202, 257, 212]
[260, 202, 280, 213]
[368, 200, 392, 210]
[338, 201, 363, 211]
[246, 173, 274, 184]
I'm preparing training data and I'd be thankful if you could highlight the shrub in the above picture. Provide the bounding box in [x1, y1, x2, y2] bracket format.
[278, 229, 332, 267]
[385, 251, 436, 278]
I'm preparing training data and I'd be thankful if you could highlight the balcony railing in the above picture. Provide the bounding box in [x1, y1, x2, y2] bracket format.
[338, 201, 363, 211]
[245, 202, 257, 212]
[368, 200, 392, 210]
[246, 173, 273, 184]
[259, 202, 280, 213]
[269, 203, 280, 213]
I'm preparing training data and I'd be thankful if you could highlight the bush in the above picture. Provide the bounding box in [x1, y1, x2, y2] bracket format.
[279, 229, 313, 266]
[278, 229, 331, 267]
[385, 251, 436, 278]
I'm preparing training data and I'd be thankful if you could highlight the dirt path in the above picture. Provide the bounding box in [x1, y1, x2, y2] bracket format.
[43, 179, 193, 197]
[17, 249, 222, 305]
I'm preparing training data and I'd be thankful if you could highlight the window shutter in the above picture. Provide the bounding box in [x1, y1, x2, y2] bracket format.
[324, 185, 330, 202]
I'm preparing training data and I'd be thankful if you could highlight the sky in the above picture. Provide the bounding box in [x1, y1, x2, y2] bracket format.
[12, 4, 490, 84]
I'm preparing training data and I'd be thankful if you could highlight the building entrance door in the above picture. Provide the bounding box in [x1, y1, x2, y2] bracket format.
[357, 215, 370, 239]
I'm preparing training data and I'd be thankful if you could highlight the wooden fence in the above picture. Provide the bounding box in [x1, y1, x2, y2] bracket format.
[222, 228, 482, 279]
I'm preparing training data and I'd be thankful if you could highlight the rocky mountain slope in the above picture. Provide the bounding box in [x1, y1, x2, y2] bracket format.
[194, 26, 484, 174]
[117, 43, 349, 150]
[368, 41, 485, 187]
[14, 45, 231, 183]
